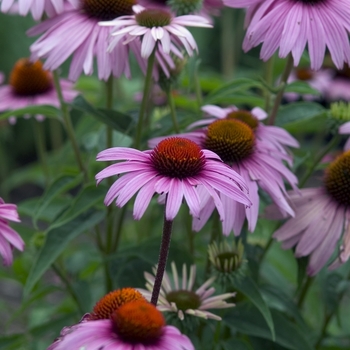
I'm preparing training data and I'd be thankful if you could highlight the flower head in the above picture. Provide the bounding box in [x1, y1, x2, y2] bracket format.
[0, 58, 77, 123]
[48, 288, 194, 350]
[273, 149, 350, 275]
[225, 0, 350, 70]
[96, 137, 251, 221]
[150, 106, 298, 235]
[140, 262, 235, 320]
[0, 198, 24, 266]
[28, 0, 143, 81]
[0, 0, 76, 20]
[100, 5, 212, 59]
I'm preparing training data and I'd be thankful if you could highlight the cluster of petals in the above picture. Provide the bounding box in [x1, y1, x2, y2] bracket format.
[48, 315, 194, 350]
[225, 0, 350, 70]
[28, 3, 144, 81]
[0, 198, 24, 266]
[100, 5, 212, 59]
[1, 0, 77, 20]
[95, 140, 251, 222]
[140, 262, 236, 320]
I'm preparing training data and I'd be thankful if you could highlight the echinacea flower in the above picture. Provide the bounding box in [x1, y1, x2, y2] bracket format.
[272, 149, 350, 275]
[0, 59, 78, 123]
[339, 121, 350, 151]
[100, 5, 212, 59]
[0, 197, 24, 266]
[48, 288, 194, 350]
[28, 0, 144, 81]
[96, 137, 251, 221]
[225, 0, 350, 70]
[140, 262, 235, 320]
[150, 106, 298, 235]
[0, 0, 76, 20]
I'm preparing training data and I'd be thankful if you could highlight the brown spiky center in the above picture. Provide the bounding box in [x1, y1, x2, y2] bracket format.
[82, 0, 135, 20]
[295, 68, 314, 81]
[226, 110, 259, 130]
[324, 150, 350, 207]
[136, 9, 172, 28]
[151, 137, 205, 178]
[166, 290, 201, 311]
[89, 288, 146, 320]
[9, 59, 52, 96]
[112, 300, 165, 344]
[204, 119, 255, 163]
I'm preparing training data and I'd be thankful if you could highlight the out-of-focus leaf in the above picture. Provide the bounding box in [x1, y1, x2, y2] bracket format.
[33, 174, 83, 227]
[234, 276, 275, 340]
[0, 105, 61, 120]
[24, 209, 105, 297]
[71, 95, 134, 133]
[204, 78, 263, 104]
[285, 81, 320, 95]
[322, 273, 343, 314]
[221, 338, 254, 350]
[224, 303, 313, 350]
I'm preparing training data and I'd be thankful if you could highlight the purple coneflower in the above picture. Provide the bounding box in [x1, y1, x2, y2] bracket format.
[139, 262, 235, 320]
[0, 58, 77, 122]
[273, 149, 350, 275]
[225, 0, 350, 70]
[48, 288, 194, 350]
[150, 106, 298, 235]
[0, 0, 76, 20]
[28, 0, 144, 81]
[100, 5, 212, 59]
[96, 137, 251, 221]
[0, 198, 24, 266]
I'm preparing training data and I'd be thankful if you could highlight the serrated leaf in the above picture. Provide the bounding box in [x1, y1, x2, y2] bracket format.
[0, 105, 61, 120]
[204, 78, 263, 104]
[285, 81, 320, 95]
[24, 209, 105, 297]
[33, 174, 83, 227]
[50, 184, 106, 229]
[234, 276, 275, 340]
[71, 95, 134, 133]
[224, 303, 313, 350]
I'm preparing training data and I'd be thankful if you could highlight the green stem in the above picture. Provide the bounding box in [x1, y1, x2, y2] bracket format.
[296, 275, 314, 309]
[53, 70, 88, 181]
[315, 313, 333, 349]
[105, 76, 114, 149]
[300, 135, 341, 187]
[220, 8, 235, 79]
[205, 212, 220, 275]
[194, 60, 203, 110]
[111, 205, 128, 252]
[32, 119, 49, 184]
[49, 118, 63, 151]
[52, 263, 85, 314]
[268, 54, 294, 125]
[166, 89, 180, 133]
[134, 49, 156, 149]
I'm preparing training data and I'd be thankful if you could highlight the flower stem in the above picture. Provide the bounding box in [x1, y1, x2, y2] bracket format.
[49, 118, 63, 151]
[220, 8, 235, 79]
[52, 71, 88, 181]
[297, 275, 314, 309]
[32, 119, 49, 184]
[134, 49, 156, 149]
[166, 89, 180, 133]
[151, 213, 173, 305]
[268, 54, 294, 125]
[194, 60, 203, 111]
[300, 135, 341, 187]
[105, 75, 114, 149]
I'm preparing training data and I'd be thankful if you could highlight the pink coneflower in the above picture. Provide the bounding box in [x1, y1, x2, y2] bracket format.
[0, 0, 76, 20]
[150, 106, 298, 235]
[28, 0, 144, 81]
[0, 58, 78, 122]
[273, 149, 350, 275]
[0, 197, 24, 266]
[340, 121, 350, 151]
[326, 78, 350, 102]
[96, 137, 251, 221]
[48, 288, 194, 350]
[100, 5, 212, 59]
[225, 0, 350, 70]
[139, 262, 235, 320]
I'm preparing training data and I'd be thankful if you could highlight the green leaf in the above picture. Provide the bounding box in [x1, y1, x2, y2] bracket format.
[33, 174, 83, 227]
[221, 338, 254, 350]
[224, 303, 313, 350]
[204, 78, 263, 104]
[24, 209, 105, 297]
[234, 276, 275, 340]
[285, 81, 320, 95]
[0, 105, 61, 120]
[71, 95, 134, 133]
[50, 184, 106, 229]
